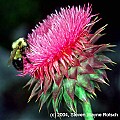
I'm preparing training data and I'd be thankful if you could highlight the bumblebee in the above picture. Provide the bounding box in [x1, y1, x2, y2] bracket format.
[8, 38, 30, 71]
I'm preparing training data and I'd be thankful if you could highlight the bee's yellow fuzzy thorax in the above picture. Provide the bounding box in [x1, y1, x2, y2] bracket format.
[12, 38, 27, 49]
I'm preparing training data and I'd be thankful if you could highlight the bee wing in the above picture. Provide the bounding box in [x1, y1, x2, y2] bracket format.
[8, 47, 18, 66]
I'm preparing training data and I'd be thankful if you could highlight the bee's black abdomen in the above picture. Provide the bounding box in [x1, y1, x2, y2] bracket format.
[12, 58, 23, 71]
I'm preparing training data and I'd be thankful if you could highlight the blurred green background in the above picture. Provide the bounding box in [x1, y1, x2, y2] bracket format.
[0, 0, 120, 120]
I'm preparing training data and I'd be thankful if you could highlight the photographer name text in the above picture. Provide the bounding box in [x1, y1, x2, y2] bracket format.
[50, 112, 118, 118]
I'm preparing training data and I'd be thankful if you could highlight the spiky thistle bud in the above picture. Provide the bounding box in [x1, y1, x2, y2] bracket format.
[19, 3, 115, 118]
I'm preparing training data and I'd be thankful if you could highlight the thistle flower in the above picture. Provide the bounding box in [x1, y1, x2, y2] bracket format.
[21, 4, 115, 118]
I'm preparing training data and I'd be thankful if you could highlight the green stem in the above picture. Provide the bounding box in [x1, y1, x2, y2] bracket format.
[82, 99, 94, 120]
[75, 85, 94, 120]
